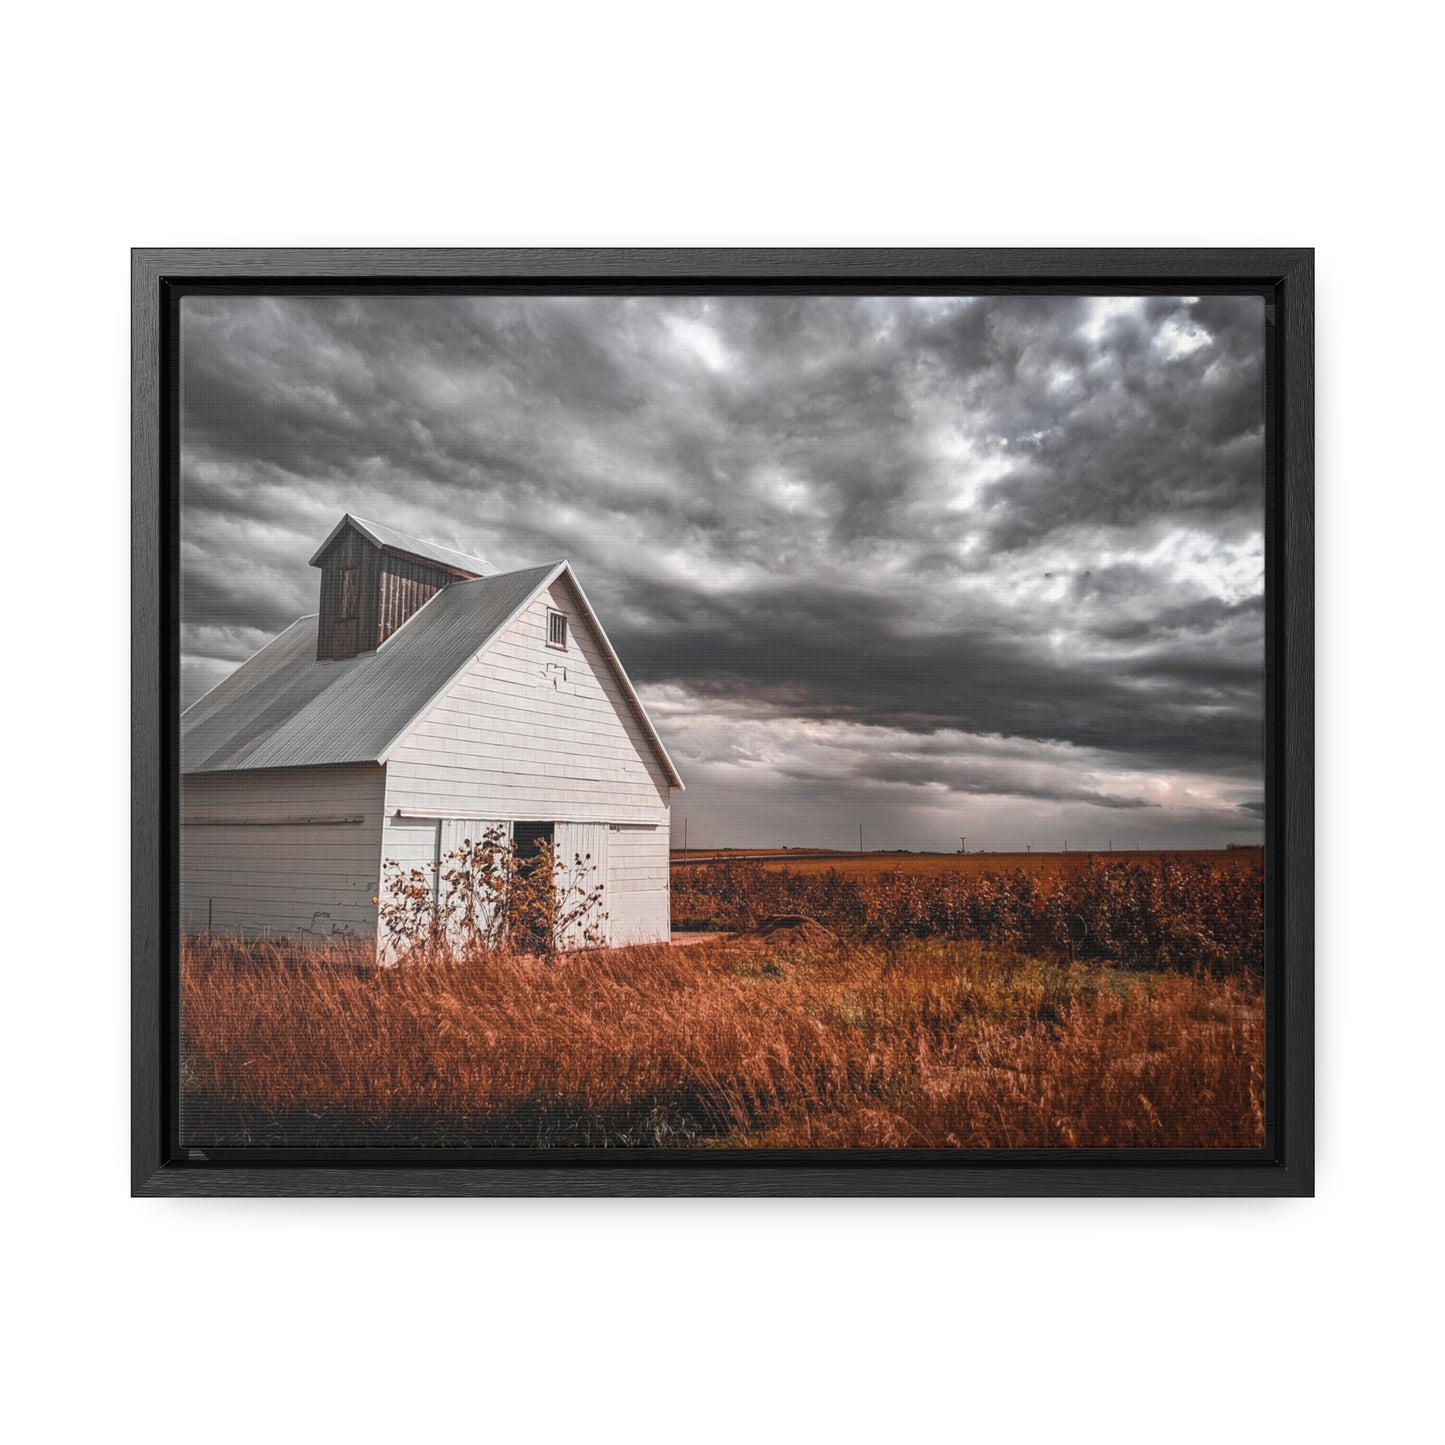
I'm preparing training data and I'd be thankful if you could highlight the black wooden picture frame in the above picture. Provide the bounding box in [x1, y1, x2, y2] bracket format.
[132, 247, 1313, 1197]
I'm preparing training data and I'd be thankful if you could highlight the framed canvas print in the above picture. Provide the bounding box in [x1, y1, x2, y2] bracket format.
[132, 248, 1313, 1196]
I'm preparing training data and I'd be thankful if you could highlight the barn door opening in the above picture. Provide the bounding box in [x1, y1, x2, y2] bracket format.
[509, 821, 555, 951]
[512, 821, 554, 860]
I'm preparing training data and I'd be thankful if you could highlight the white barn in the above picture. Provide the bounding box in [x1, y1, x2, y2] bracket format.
[180, 514, 683, 949]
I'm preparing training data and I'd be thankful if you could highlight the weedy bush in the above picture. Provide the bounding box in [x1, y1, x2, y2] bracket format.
[377, 823, 606, 961]
[671, 855, 1264, 975]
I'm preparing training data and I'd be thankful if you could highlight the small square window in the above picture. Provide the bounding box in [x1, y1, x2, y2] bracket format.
[547, 610, 568, 649]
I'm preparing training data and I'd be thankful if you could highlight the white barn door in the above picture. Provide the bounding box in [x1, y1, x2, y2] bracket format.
[554, 821, 609, 949]
[604, 823, 671, 945]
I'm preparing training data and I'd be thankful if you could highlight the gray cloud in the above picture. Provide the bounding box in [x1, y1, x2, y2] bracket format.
[179, 292, 1265, 848]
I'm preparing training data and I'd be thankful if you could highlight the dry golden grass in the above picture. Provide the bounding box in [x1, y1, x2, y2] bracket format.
[181, 932, 1264, 1150]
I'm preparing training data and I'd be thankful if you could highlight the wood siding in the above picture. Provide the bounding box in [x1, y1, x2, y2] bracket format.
[384, 576, 673, 826]
[377, 554, 451, 647]
[315, 525, 380, 661]
[380, 816, 442, 900]
[180, 765, 386, 940]
[315, 523, 456, 660]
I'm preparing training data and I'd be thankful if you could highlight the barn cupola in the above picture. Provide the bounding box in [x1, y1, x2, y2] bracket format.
[309, 514, 495, 662]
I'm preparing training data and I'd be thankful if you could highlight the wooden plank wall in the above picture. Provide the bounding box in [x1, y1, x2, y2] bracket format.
[315, 526, 378, 661]
[377, 554, 450, 646]
[315, 525, 456, 660]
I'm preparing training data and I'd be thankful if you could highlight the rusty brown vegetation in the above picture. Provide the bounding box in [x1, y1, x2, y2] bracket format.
[672, 853, 1264, 976]
[725, 846, 1259, 880]
[672, 846, 1260, 874]
[181, 919, 1264, 1150]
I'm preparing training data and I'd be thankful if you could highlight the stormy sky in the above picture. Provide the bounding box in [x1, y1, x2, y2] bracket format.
[180, 292, 1266, 851]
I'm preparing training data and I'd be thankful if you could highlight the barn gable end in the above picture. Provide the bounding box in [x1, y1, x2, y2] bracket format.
[381, 572, 676, 944]
[383, 573, 673, 821]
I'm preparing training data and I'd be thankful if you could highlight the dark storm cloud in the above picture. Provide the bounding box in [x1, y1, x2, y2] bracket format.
[179, 292, 1265, 838]
[612, 578, 1262, 777]
[797, 754, 1160, 811]
[943, 297, 1265, 550]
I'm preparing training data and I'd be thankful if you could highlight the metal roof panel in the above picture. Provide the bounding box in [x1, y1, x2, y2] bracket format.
[307, 513, 496, 576]
[182, 563, 559, 773]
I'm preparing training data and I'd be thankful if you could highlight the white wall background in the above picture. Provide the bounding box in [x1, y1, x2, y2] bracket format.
[3, 3, 1438, 1442]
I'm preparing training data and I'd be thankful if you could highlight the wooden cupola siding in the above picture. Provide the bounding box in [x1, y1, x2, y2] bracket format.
[314, 527, 466, 661]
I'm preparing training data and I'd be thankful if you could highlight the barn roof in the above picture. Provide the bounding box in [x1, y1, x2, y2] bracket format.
[308, 513, 496, 577]
[181, 561, 684, 788]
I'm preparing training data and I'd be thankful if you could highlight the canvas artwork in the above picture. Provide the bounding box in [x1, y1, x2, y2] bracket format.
[178, 292, 1267, 1151]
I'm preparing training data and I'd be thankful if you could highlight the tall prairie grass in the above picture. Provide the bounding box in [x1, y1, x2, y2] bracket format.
[181, 931, 1264, 1149]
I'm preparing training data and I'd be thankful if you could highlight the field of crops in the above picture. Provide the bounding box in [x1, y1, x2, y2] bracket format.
[672, 851, 1264, 975]
[675, 846, 1261, 881]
